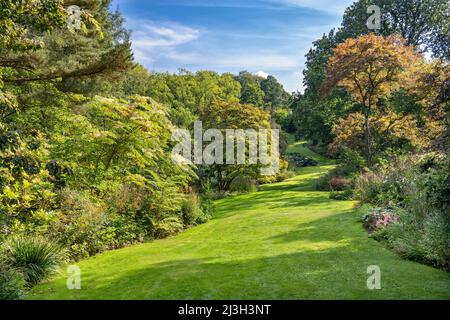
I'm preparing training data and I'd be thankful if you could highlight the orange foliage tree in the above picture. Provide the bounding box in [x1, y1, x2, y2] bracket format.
[321, 34, 420, 166]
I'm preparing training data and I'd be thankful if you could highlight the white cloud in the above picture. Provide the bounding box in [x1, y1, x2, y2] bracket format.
[132, 23, 199, 48]
[126, 20, 200, 65]
[155, 49, 301, 71]
[255, 71, 269, 79]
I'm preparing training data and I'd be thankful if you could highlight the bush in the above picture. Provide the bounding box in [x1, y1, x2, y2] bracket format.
[419, 211, 449, 270]
[328, 176, 352, 191]
[277, 170, 296, 182]
[153, 216, 184, 239]
[361, 207, 398, 233]
[288, 152, 318, 168]
[199, 183, 215, 222]
[316, 172, 353, 191]
[1, 236, 66, 286]
[181, 193, 204, 226]
[0, 262, 26, 300]
[230, 176, 257, 193]
[355, 153, 448, 208]
[315, 154, 360, 192]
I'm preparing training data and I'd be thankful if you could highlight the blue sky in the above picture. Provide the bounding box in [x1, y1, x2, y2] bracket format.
[111, 0, 355, 92]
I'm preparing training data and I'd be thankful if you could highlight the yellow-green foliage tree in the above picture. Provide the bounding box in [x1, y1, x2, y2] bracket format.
[198, 101, 271, 190]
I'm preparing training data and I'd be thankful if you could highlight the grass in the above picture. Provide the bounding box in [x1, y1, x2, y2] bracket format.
[29, 145, 450, 300]
[287, 138, 332, 165]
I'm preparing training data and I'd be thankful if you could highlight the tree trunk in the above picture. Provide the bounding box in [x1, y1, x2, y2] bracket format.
[363, 112, 372, 167]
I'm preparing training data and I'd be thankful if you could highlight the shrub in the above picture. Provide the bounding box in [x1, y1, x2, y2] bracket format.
[153, 216, 184, 239]
[315, 158, 359, 192]
[288, 153, 318, 168]
[1, 236, 66, 286]
[199, 183, 215, 222]
[328, 176, 352, 191]
[361, 205, 449, 271]
[180, 193, 204, 226]
[0, 262, 26, 300]
[230, 176, 257, 193]
[354, 171, 384, 204]
[316, 172, 353, 191]
[361, 207, 398, 233]
[48, 188, 150, 260]
[277, 170, 296, 182]
[419, 211, 449, 270]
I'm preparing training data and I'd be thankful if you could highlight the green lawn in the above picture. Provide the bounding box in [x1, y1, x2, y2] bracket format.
[30, 146, 450, 300]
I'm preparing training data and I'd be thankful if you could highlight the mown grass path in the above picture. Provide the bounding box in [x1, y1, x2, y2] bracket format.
[30, 142, 449, 299]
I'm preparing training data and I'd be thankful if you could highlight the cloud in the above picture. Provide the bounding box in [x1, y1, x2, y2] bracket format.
[126, 21, 200, 63]
[255, 71, 269, 79]
[132, 23, 199, 48]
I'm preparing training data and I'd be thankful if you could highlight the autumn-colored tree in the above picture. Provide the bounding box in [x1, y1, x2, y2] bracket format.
[329, 111, 442, 157]
[321, 34, 419, 166]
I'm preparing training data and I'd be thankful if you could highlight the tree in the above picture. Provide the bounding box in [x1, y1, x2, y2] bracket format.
[292, 0, 449, 147]
[235, 71, 265, 107]
[321, 34, 419, 166]
[261, 75, 290, 113]
[146, 71, 241, 128]
[340, 0, 450, 59]
[291, 30, 354, 147]
[1, 0, 131, 86]
[198, 101, 271, 191]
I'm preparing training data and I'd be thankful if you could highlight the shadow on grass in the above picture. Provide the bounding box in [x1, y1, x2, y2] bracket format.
[214, 167, 333, 216]
[55, 245, 450, 300]
[36, 210, 450, 300]
[267, 209, 358, 243]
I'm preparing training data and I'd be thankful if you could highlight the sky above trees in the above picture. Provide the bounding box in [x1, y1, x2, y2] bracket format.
[111, 0, 355, 92]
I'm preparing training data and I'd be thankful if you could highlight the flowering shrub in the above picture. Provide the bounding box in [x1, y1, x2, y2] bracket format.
[362, 207, 398, 232]
[328, 176, 352, 191]
[358, 153, 450, 271]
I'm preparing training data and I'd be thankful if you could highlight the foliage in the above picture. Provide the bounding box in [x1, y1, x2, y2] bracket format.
[181, 193, 205, 226]
[341, 0, 450, 60]
[362, 207, 398, 232]
[28, 165, 450, 300]
[291, 0, 449, 150]
[288, 152, 318, 168]
[153, 216, 184, 239]
[230, 176, 258, 193]
[321, 34, 420, 166]
[146, 70, 241, 127]
[198, 100, 271, 191]
[235, 71, 266, 107]
[261, 75, 290, 113]
[357, 153, 450, 270]
[0, 0, 210, 270]
[1, 236, 66, 286]
[0, 129, 57, 232]
[329, 111, 439, 160]
[0, 261, 26, 300]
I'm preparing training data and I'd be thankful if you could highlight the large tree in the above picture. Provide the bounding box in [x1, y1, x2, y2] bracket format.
[261, 75, 290, 114]
[292, 0, 449, 148]
[340, 0, 450, 59]
[235, 71, 265, 107]
[198, 101, 271, 191]
[321, 34, 419, 166]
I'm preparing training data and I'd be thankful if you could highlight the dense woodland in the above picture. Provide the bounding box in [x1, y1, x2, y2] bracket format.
[0, 0, 448, 299]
